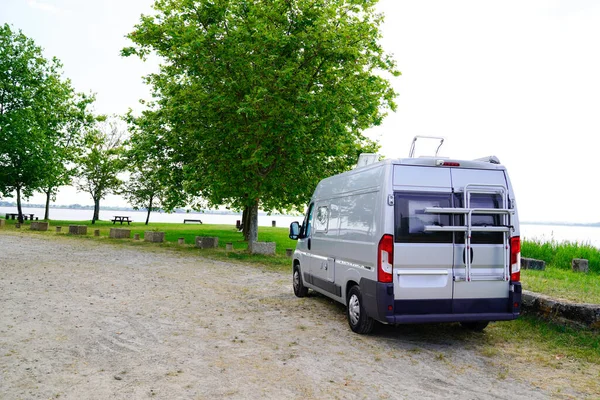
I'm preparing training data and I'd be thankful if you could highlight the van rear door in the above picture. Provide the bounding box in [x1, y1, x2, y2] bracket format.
[450, 169, 511, 314]
[392, 166, 454, 314]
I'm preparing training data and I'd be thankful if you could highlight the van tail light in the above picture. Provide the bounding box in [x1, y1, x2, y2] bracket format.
[510, 236, 521, 282]
[378, 234, 394, 283]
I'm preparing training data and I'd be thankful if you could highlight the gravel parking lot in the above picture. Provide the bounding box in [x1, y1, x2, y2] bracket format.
[0, 232, 557, 399]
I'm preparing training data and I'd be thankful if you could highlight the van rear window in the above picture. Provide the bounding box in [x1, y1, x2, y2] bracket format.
[454, 193, 504, 244]
[394, 193, 452, 243]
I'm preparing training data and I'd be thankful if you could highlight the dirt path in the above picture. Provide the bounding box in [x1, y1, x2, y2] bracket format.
[0, 233, 554, 399]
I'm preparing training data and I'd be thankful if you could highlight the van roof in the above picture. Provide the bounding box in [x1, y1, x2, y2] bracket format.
[391, 156, 506, 170]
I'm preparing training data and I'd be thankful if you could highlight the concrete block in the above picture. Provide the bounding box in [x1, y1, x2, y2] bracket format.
[94, 229, 100, 237]
[56, 226, 61, 233]
[286, 248, 294, 257]
[572, 258, 589, 273]
[69, 225, 87, 235]
[250, 241, 276, 255]
[144, 231, 165, 243]
[30, 222, 49, 231]
[134, 233, 140, 240]
[178, 237, 185, 245]
[0, 219, 5, 227]
[109, 228, 131, 239]
[522, 290, 600, 329]
[226, 242, 233, 251]
[195, 236, 219, 249]
[521, 257, 546, 271]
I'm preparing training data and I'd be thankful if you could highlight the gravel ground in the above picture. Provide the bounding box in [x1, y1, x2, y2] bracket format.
[0, 232, 557, 399]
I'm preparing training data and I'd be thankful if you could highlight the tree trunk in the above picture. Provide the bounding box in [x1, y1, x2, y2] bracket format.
[44, 189, 51, 220]
[16, 186, 23, 223]
[247, 201, 259, 252]
[145, 196, 153, 225]
[92, 197, 100, 224]
[242, 206, 249, 241]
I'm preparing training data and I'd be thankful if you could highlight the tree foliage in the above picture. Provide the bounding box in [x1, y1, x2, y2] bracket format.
[123, 0, 398, 241]
[75, 117, 126, 224]
[122, 110, 188, 225]
[0, 23, 93, 221]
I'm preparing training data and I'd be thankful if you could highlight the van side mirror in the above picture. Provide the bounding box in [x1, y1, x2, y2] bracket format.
[289, 221, 300, 240]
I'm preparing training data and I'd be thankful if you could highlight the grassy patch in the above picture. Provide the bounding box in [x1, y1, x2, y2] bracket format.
[3, 218, 297, 272]
[522, 238, 600, 273]
[522, 239, 600, 303]
[491, 315, 600, 363]
[521, 267, 600, 303]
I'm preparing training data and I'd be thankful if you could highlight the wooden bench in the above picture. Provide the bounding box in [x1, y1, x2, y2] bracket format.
[183, 219, 203, 224]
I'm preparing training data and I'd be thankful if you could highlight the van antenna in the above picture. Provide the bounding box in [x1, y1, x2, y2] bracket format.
[409, 136, 445, 158]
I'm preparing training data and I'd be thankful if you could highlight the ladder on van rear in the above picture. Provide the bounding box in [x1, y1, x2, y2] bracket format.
[422, 184, 515, 282]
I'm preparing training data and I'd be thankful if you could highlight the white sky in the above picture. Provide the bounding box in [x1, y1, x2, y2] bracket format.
[1, 0, 599, 223]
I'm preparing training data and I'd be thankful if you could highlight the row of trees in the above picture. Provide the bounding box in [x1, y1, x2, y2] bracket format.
[0, 24, 130, 224]
[1, 0, 400, 241]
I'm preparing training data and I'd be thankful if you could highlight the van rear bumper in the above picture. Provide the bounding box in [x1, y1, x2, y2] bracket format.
[385, 312, 519, 324]
[360, 278, 522, 325]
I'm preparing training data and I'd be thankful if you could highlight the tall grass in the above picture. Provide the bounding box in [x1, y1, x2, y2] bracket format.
[522, 238, 600, 274]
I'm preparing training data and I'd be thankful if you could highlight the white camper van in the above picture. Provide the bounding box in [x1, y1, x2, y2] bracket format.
[289, 138, 522, 334]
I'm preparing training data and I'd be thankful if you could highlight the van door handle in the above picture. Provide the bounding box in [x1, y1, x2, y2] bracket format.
[462, 248, 474, 264]
[308, 238, 311, 250]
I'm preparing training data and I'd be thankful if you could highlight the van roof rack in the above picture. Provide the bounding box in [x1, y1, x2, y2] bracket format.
[409, 136, 445, 158]
[473, 155, 501, 164]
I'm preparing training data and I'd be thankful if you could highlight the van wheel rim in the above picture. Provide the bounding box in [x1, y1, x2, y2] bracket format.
[293, 270, 300, 289]
[349, 294, 360, 325]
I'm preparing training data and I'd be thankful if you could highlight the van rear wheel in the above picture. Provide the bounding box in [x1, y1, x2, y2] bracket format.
[293, 266, 308, 298]
[347, 286, 375, 334]
[460, 321, 489, 332]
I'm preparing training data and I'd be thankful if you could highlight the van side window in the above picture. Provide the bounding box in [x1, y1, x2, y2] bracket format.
[394, 193, 452, 243]
[301, 203, 314, 238]
[455, 193, 503, 244]
[315, 205, 329, 233]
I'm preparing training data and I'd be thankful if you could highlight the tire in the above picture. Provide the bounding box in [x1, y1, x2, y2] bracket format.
[346, 285, 375, 334]
[293, 266, 308, 298]
[460, 321, 489, 332]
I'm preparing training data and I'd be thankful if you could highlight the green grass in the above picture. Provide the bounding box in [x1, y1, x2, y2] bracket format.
[522, 238, 600, 273]
[5, 218, 297, 272]
[521, 238, 600, 304]
[492, 315, 600, 363]
[521, 267, 600, 304]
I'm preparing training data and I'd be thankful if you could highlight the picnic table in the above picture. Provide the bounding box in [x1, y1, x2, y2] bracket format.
[111, 216, 133, 225]
[5, 213, 37, 221]
[183, 219, 203, 224]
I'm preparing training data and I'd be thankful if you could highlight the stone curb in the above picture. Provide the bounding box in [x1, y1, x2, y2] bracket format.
[522, 290, 600, 329]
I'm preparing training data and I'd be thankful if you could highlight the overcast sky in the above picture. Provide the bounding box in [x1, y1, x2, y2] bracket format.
[1, 0, 599, 223]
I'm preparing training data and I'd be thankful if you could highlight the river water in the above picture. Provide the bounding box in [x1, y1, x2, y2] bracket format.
[2, 206, 600, 247]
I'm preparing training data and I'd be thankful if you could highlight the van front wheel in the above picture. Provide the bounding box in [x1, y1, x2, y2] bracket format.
[347, 286, 375, 334]
[293, 266, 308, 298]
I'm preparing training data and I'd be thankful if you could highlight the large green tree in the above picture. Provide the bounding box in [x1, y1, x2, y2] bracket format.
[123, 0, 398, 245]
[75, 117, 126, 224]
[0, 23, 92, 222]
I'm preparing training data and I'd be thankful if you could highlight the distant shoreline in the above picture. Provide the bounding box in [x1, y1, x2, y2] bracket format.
[0, 202, 298, 217]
